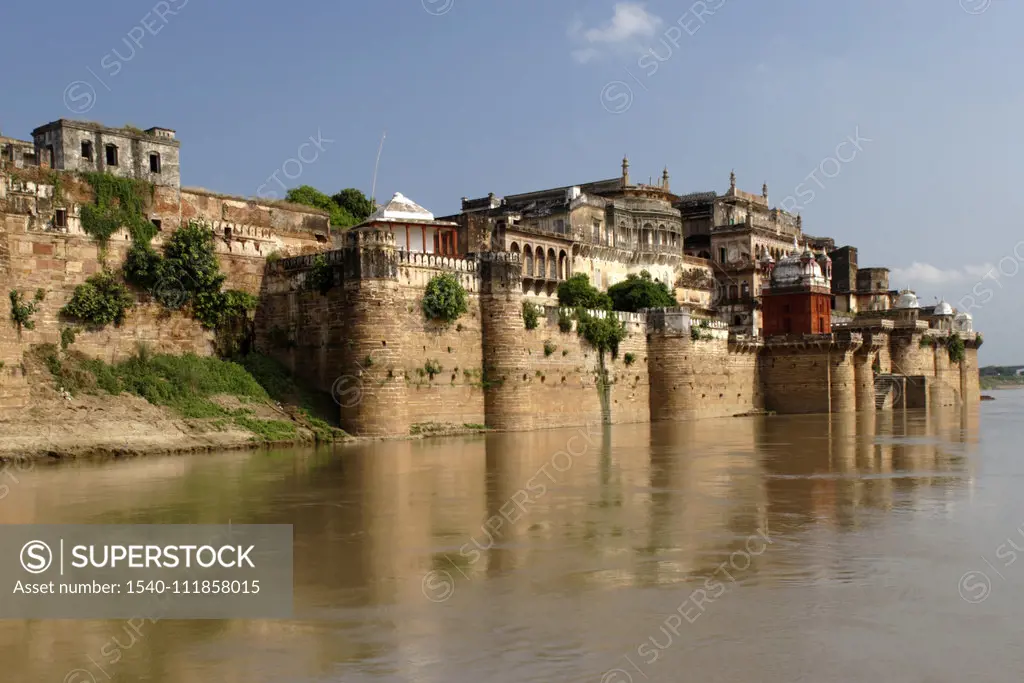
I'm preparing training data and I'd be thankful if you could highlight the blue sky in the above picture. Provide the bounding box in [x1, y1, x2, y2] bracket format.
[2, 0, 1022, 363]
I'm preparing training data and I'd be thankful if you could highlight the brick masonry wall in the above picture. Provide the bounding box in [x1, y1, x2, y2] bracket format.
[761, 347, 832, 414]
[0, 214, 216, 414]
[648, 333, 762, 421]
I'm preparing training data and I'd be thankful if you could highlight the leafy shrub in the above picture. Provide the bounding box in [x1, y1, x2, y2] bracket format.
[60, 327, 78, 351]
[608, 270, 677, 312]
[947, 335, 966, 363]
[557, 273, 612, 310]
[424, 359, 443, 377]
[543, 340, 557, 357]
[306, 254, 334, 294]
[122, 242, 163, 290]
[558, 309, 574, 333]
[61, 272, 135, 327]
[194, 289, 258, 330]
[9, 290, 40, 332]
[422, 273, 468, 323]
[523, 301, 540, 330]
[158, 220, 226, 303]
[624, 352, 636, 366]
[575, 308, 627, 359]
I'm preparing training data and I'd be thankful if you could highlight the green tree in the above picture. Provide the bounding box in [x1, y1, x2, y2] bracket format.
[285, 185, 373, 231]
[332, 188, 374, 222]
[607, 270, 677, 312]
[556, 274, 612, 310]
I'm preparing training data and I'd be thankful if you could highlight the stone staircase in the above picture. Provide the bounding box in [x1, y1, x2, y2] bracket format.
[874, 374, 904, 410]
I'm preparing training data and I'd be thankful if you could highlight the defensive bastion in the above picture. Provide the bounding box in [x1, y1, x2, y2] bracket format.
[255, 231, 983, 437]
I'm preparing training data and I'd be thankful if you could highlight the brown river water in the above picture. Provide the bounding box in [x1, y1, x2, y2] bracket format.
[1, 393, 1021, 682]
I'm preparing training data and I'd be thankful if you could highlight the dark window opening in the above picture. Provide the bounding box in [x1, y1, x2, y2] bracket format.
[105, 145, 119, 166]
[149, 153, 161, 173]
[783, 318, 792, 334]
[224, 226, 232, 240]
[151, 219, 162, 231]
[81, 141, 93, 161]
[46, 145, 55, 168]
[783, 304, 791, 314]
[54, 209, 68, 229]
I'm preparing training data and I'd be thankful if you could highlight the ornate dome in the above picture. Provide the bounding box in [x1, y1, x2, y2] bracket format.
[955, 310, 973, 322]
[771, 250, 828, 288]
[895, 290, 920, 309]
[934, 300, 954, 316]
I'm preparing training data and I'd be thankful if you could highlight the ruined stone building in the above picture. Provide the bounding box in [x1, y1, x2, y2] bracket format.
[0, 118, 329, 411]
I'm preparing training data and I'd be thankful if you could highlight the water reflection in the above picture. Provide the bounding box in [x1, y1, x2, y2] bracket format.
[0, 402, 989, 682]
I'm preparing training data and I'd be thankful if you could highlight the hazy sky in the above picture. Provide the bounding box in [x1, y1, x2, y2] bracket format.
[2, 0, 1021, 363]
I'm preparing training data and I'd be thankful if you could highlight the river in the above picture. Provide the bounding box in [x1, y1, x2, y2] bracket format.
[1, 393, 1021, 682]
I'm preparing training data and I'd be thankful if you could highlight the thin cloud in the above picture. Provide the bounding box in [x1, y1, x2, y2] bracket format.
[569, 3, 663, 64]
[890, 262, 995, 287]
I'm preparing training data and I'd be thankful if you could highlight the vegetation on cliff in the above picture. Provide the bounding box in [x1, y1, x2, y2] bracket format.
[422, 273, 468, 323]
[607, 270, 677, 312]
[285, 186, 373, 231]
[32, 344, 345, 445]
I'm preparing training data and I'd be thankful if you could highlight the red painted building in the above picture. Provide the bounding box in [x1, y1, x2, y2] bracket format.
[761, 243, 832, 336]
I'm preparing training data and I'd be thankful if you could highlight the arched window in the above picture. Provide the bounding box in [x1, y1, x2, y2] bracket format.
[741, 282, 750, 299]
[524, 245, 534, 277]
[729, 285, 738, 300]
[547, 248, 557, 279]
[536, 250, 546, 279]
[734, 315, 743, 327]
[558, 250, 568, 280]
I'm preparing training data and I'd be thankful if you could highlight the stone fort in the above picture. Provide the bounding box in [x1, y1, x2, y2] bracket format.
[0, 119, 983, 435]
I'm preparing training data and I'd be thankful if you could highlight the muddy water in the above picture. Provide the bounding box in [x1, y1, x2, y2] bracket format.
[1, 395, 1020, 683]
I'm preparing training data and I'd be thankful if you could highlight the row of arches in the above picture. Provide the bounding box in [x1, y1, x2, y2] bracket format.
[510, 242, 570, 281]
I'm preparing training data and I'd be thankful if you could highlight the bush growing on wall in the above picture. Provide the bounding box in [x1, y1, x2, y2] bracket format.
[61, 272, 135, 327]
[306, 255, 334, 295]
[8, 289, 43, 332]
[422, 273, 468, 323]
[947, 335, 966, 363]
[522, 301, 540, 330]
[575, 308, 626, 359]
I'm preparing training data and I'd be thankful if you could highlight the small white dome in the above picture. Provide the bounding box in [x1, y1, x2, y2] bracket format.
[934, 300, 953, 316]
[955, 310, 973, 321]
[895, 290, 920, 309]
[771, 251, 828, 288]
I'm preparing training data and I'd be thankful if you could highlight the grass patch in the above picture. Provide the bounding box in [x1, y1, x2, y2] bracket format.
[31, 346, 346, 443]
